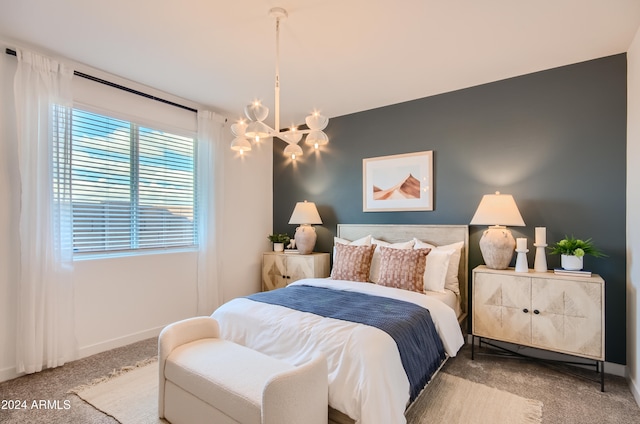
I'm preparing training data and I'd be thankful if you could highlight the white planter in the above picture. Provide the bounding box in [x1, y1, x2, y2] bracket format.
[273, 242, 284, 252]
[561, 254, 583, 271]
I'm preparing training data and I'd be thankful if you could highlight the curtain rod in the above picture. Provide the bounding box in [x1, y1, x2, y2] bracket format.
[5, 48, 198, 113]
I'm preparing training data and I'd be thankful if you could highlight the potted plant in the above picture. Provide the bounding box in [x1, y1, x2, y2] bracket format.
[267, 233, 290, 252]
[549, 235, 606, 270]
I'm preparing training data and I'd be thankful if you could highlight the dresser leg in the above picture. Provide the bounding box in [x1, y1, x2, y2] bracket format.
[600, 361, 605, 392]
[471, 335, 475, 360]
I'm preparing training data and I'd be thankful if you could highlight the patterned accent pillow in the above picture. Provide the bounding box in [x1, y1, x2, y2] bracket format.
[369, 238, 415, 283]
[331, 243, 377, 282]
[377, 246, 431, 293]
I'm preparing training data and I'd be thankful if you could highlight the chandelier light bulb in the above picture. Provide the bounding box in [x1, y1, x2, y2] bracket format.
[283, 143, 303, 159]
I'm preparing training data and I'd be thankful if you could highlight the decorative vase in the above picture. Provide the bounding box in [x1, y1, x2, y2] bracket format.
[561, 254, 583, 271]
[294, 225, 317, 255]
[273, 242, 284, 252]
[479, 226, 515, 270]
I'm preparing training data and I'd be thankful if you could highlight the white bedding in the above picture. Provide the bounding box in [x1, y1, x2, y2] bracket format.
[425, 288, 461, 317]
[212, 278, 464, 424]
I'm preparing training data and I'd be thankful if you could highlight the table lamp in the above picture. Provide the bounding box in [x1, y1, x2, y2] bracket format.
[288, 201, 322, 254]
[470, 192, 525, 269]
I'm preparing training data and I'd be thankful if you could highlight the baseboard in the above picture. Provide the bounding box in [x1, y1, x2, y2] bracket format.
[0, 326, 164, 383]
[466, 335, 626, 377]
[77, 325, 164, 359]
[627, 373, 640, 408]
[0, 365, 22, 383]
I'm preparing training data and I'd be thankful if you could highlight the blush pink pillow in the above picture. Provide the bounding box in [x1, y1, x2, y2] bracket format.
[331, 243, 377, 282]
[377, 247, 431, 293]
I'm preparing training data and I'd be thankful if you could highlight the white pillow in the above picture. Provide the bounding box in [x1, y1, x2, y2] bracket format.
[334, 235, 372, 246]
[421, 248, 453, 292]
[333, 235, 372, 262]
[414, 239, 464, 294]
[370, 238, 415, 283]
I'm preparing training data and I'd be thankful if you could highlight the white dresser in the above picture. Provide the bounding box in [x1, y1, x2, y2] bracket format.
[472, 265, 605, 389]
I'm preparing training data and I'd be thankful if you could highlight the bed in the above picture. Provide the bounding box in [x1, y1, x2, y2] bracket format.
[212, 224, 468, 424]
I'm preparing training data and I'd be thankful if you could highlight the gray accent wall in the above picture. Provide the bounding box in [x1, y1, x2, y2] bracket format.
[273, 54, 627, 364]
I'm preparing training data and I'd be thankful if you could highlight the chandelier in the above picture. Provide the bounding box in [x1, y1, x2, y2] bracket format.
[230, 7, 329, 160]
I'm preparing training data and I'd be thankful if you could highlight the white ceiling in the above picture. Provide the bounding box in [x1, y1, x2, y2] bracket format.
[1, 0, 639, 127]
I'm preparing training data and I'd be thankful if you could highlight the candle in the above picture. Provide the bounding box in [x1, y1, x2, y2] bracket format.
[535, 227, 546, 245]
[517, 238, 527, 251]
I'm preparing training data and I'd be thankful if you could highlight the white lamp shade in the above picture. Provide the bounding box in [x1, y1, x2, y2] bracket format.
[231, 121, 247, 137]
[230, 136, 251, 152]
[305, 130, 329, 147]
[245, 121, 271, 139]
[305, 113, 328, 130]
[470, 192, 525, 227]
[244, 102, 269, 122]
[289, 201, 322, 225]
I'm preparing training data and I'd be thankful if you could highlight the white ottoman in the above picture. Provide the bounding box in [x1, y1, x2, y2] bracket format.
[158, 316, 328, 424]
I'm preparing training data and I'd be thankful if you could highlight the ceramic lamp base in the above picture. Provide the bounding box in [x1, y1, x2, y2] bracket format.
[479, 226, 516, 270]
[294, 225, 317, 255]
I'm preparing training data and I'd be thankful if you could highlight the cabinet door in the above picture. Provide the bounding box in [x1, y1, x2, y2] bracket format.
[531, 278, 603, 359]
[286, 255, 317, 282]
[262, 254, 287, 291]
[473, 272, 531, 345]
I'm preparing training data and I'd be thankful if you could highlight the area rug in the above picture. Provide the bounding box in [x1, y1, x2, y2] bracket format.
[71, 358, 542, 424]
[406, 372, 543, 424]
[70, 357, 165, 424]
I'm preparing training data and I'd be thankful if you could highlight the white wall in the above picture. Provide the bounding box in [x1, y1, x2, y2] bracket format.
[627, 25, 640, 406]
[0, 41, 273, 381]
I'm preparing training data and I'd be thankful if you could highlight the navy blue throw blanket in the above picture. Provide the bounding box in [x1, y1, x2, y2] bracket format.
[246, 285, 446, 401]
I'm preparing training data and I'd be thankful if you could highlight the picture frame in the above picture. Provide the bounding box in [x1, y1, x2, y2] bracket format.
[363, 151, 433, 212]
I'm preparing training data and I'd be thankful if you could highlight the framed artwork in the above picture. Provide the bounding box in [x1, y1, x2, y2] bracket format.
[363, 151, 433, 212]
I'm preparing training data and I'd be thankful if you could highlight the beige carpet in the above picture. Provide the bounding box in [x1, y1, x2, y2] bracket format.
[71, 359, 542, 424]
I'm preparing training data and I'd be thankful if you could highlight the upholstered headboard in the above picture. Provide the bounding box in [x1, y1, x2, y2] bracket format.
[337, 224, 469, 320]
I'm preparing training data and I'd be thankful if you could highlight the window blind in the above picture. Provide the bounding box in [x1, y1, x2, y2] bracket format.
[66, 107, 197, 254]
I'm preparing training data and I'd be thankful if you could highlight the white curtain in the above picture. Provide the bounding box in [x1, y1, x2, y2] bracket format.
[14, 49, 76, 374]
[196, 110, 226, 314]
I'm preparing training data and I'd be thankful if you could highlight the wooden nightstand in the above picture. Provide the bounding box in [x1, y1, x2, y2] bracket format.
[471, 265, 605, 390]
[261, 252, 330, 291]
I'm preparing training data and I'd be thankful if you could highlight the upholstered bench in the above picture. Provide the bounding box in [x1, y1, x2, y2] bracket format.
[158, 316, 328, 424]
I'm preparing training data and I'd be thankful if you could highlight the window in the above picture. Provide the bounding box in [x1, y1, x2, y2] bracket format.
[59, 107, 198, 254]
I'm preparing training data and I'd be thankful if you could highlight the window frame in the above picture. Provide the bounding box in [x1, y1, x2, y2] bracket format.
[62, 103, 199, 258]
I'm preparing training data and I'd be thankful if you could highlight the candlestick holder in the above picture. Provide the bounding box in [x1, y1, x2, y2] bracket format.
[534, 243, 548, 272]
[515, 249, 529, 272]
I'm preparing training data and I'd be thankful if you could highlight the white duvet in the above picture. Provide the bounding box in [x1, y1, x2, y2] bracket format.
[212, 278, 464, 424]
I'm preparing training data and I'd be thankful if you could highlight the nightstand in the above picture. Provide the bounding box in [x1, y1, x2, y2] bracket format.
[471, 265, 605, 390]
[261, 252, 330, 291]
